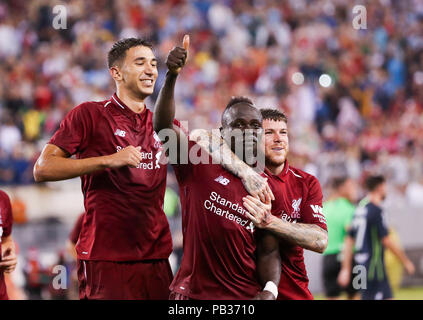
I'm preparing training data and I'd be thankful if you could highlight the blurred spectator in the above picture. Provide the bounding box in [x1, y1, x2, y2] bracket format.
[23, 247, 46, 300]
[0, 0, 421, 199]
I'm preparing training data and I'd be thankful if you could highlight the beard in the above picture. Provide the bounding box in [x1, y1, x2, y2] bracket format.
[265, 154, 286, 168]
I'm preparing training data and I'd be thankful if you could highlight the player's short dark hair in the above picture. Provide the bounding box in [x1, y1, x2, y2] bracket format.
[226, 96, 254, 109]
[221, 96, 256, 125]
[365, 175, 385, 191]
[108, 38, 153, 68]
[331, 175, 349, 189]
[260, 108, 288, 124]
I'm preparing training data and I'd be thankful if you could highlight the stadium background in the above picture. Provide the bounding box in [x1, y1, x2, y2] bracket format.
[0, 0, 422, 299]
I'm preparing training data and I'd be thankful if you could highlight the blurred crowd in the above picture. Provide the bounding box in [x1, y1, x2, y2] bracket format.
[0, 0, 422, 206]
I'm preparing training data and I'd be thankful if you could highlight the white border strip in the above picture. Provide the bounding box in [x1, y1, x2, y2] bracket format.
[112, 96, 125, 109]
[289, 169, 303, 178]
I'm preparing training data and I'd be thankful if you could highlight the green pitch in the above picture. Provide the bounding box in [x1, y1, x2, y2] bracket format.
[314, 286, 423, 300]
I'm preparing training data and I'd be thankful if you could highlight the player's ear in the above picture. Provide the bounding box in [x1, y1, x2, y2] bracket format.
[110, 66, 123, 81]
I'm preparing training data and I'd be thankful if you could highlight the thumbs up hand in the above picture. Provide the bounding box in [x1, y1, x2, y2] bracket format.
[166, 34, 189, 75]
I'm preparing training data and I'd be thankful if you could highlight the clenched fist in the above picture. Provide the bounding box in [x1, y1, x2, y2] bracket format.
[105, 146, 143, 168]
[166, 35, 189, 75]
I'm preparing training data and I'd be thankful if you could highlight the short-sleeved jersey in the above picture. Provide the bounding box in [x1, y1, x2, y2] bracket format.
[0, 190, 13, 300]
[323, 198, 355, 255]
[0, 190, 13, 257]
[349, 200, 389, 282]
[170, 140, 282, 300]
[69, 213, 84, 245]
[264, 162, 327, 300]
[49, 93, 175, 261]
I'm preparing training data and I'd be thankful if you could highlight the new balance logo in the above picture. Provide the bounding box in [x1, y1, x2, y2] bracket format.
[114, 129, 126, 137]
[215, 175, 230, 186]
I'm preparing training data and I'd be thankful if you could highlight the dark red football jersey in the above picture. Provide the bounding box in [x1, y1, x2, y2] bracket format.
[69, 213, 84, 245]
[170, 140, 280, 300]
[264, 162, 327, 300]
[49, 93, 174, 261]
[0, 190, 13, 300]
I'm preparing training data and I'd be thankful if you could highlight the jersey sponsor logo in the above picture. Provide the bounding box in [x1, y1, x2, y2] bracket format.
[215, 175, 230, 186]
[310, 205, 323, 214]
[114, 129, 126, 137]
[116, 145, 162, 170]
[354, 253, 369, 264]
[310, 204, 326, 224]
[203, 191, 254, 232]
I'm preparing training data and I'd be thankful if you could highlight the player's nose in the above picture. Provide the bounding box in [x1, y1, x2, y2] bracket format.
[143, 63, 155, 76]
[273, 133, 283, 142]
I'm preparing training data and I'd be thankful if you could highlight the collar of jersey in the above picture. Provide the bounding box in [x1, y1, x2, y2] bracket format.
[110, 93, 147, 119]
[264, 160, 289, 182]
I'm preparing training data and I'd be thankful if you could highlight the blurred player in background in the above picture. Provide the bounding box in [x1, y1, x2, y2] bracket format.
[154, 37, 281, 300]
[338, 175, 415, 300]
[33, 38, 176, 300]
[0, 190, 17, 300]
[226, 109, 328, 300]
[322, 176, 359, 299]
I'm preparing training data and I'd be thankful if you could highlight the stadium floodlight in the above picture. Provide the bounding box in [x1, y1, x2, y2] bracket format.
[319, 74, 332, 87]
[292, 72, 305, 85]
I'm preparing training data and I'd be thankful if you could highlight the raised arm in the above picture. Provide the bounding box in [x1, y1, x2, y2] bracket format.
[153, 35, 189, 134]
[190, 129, 274, 203]
[243, 196, 328, 253]
[254, 230, 281, 300]
[33, 144, 144, 182]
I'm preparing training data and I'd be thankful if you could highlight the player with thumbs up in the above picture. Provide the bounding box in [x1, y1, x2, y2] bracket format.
[154, 36, 281, 300]
[32, 38, 183, 299]
[166, 34, 190, 75]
